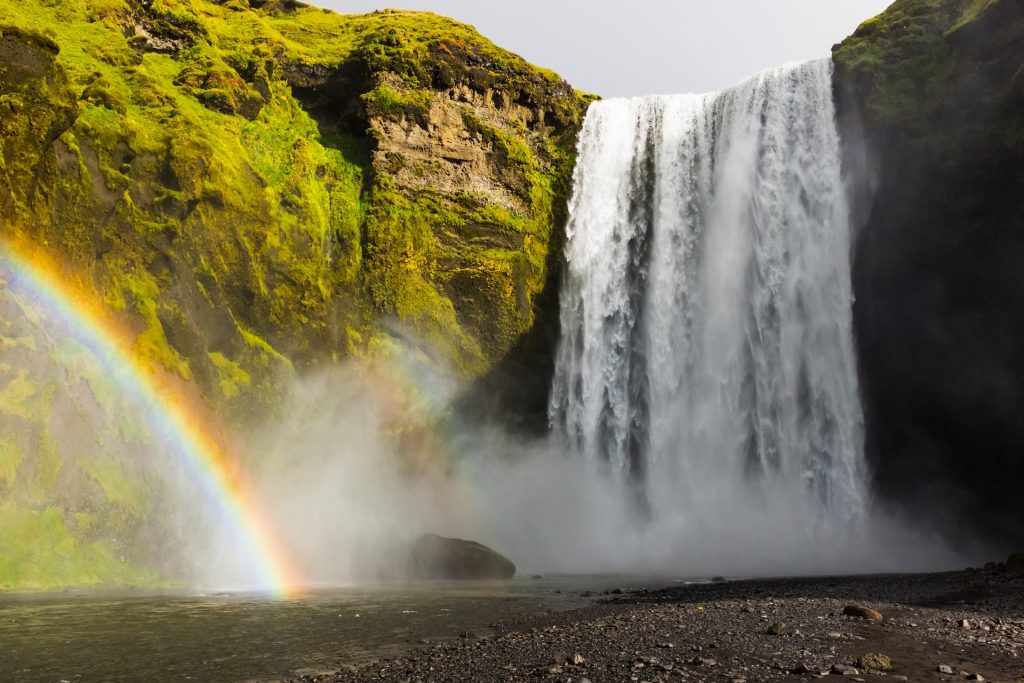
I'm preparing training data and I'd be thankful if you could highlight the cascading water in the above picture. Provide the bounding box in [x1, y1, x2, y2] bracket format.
[549, 59, 868, 547]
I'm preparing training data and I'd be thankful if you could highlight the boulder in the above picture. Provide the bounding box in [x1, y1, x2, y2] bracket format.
[409, 533, 516, 580]
[858, 653, 893, 671]
[842, 604, 883, 621]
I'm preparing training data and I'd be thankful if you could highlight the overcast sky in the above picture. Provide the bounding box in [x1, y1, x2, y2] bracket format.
[310, 1, 894, 97]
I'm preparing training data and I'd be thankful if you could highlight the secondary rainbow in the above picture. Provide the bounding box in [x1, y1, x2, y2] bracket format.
[0, 238, 299, 596]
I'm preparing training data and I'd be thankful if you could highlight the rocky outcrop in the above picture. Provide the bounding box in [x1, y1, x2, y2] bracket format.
[408, 533, 516, 579]
[833, 0, 1024, 547]
[0, 2, 587, 589]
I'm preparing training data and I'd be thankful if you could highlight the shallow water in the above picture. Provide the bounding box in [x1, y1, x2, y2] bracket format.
[0, 576, 665, 682]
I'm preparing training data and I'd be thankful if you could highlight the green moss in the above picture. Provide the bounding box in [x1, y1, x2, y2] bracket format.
[0, 370, 37, 419]
[208, 351, 251, 398]
[0, 438, 22, 489]
[0, 0, 588, 590]
[0, 502, 159, 591]
[833, 0, 957, 122]
[78, 455, 148, 518]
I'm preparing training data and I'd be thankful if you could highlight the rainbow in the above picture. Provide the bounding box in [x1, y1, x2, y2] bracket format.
[0, 238, 299, 597]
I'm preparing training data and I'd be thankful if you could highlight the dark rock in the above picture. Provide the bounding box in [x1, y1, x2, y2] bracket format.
[766, 622, 789, 635]
[408, 533, 515, 580]
[965, 674, 984, 681]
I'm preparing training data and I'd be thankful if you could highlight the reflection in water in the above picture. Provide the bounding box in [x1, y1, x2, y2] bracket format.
[0, 578, 643, 682]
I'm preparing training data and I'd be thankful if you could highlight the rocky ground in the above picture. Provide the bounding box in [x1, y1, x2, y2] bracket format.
[288, 559, 1024, 683]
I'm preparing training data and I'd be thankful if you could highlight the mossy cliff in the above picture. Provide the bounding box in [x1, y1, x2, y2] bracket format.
[0, 0, 589, 589]
[833, 0, 1024, 546]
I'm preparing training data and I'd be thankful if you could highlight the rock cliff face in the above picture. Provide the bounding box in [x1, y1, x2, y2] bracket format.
[833, 0, 1024, 546]
[0, 1, 588, 588]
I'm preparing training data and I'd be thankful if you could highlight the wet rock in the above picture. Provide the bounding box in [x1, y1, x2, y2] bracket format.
[831, 664, 860, 676]
[842, 604, 883, 621]
[857, 653, 893, 671]
[408, 533, 515, 580]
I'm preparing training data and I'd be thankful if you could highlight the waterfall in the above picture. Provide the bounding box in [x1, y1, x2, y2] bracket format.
[549, 60, 867, 536]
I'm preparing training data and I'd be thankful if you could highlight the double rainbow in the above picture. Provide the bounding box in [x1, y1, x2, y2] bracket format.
[0, 238, 298, 597]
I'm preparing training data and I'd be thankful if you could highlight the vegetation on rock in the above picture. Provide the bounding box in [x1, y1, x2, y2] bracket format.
[833, 0, 1024, 547]
[0, 0, 590, 589]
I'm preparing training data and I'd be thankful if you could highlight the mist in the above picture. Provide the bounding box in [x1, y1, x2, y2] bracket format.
[180, 331, 968, 592]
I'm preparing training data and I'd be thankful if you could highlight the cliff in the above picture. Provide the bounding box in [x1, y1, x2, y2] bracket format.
[833, 0, 1024, 546]
[0, 0, 589, 588]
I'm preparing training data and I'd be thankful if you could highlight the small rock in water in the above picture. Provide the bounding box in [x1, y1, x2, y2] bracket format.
[831, 664, 860, 676]
[857, 653, 893, 671]
[937, 663, 955, 674]
[766, 622, 789, 635]
[842, 604, 883, 621]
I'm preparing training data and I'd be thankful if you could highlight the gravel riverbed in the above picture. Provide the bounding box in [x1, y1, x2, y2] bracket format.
[287, 562, 1024, 683]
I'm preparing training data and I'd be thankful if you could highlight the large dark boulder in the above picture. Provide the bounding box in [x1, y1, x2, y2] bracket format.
[409, 533, 516, 580]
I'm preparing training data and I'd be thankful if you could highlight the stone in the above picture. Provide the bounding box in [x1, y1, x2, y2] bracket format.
[570, 653, 585, 665]
[857, 653, 893, 671]
[767, 622, 789, 635]
[408, 533, 515, 580]
[959, 618, 975, 629]
[792, 663, 815, 674]
[831, 664, 860, 676]
[842, 604, 883, 621]
[965, 675, 984, 682]
[937, 664, 955, 674]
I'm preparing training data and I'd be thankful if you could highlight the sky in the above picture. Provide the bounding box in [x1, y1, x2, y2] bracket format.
[310, 1, 895, 97]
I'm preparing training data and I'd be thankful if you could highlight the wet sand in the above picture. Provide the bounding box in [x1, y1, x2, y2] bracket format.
[290, 563, 1024, 682]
